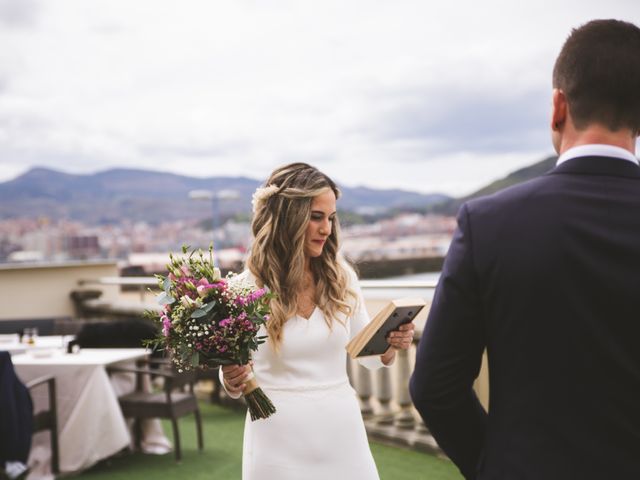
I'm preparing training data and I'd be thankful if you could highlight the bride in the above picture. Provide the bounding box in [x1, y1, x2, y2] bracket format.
[220, 162, 415, 480]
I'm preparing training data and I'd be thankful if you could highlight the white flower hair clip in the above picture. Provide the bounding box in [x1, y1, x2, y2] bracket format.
[251, 184, 280, 213]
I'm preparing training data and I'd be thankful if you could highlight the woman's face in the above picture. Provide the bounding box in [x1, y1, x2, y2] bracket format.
[304, 189, 337, 258]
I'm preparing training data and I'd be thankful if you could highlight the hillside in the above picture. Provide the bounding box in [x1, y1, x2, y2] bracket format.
[432, 155, 558, 215]
[0, 167, 450, 224]
[0, 155, 561, 224]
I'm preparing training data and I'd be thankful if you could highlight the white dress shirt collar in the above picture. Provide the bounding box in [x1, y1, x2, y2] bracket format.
[556, 144, 639, 166]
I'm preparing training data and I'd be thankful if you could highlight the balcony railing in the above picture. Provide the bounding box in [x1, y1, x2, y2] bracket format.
[0, 259, 489, 459]
[72, 275, 489, 455]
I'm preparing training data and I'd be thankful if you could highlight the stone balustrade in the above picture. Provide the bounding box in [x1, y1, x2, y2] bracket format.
[348, 335, 442, 454]
[4, 270, 490, 456]
[348, 331, 489, 455]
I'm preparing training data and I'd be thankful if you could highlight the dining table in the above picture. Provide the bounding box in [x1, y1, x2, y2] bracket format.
[10, 343, 171, 479]
[0, 334, 73, 356]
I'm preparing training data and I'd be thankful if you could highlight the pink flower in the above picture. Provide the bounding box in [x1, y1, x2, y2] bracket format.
[161, 315, 171, 337]
[219, 318, 231, 327]
[196, 279, 223, 297]
[251, 288, 267, 301]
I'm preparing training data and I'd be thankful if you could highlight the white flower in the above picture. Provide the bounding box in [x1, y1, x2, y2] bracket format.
[213, 267, 222, 280]
[251, 184, 279, 213]
[180, 295, 196, 308]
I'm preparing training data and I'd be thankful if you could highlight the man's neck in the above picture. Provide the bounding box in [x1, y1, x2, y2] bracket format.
[558, 123, 637, 156]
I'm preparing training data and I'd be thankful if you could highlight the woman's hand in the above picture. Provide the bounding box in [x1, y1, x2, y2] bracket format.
[221, 363, 252, 396]
[381, 322, 416, 365]
[388, 322, 415, 350]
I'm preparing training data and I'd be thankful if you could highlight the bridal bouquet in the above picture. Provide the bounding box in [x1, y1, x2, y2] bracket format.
[145, 245, 276, 420]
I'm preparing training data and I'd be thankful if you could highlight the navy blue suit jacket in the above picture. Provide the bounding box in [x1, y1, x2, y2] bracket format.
[410, 156, 640, 479]
[0, 351, 33, 464]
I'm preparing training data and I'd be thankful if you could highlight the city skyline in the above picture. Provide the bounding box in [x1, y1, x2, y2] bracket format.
[1, 0, 638, 196]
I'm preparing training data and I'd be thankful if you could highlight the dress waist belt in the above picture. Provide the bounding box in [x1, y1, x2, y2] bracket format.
[263, 379, 351, 392]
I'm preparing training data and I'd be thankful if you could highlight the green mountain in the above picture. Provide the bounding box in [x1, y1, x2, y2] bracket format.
[433, 155, 558, 215]
[0, 157, 560, 224]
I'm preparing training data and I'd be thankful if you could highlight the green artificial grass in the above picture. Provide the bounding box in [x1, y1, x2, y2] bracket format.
[74, 402, 462, 480]
[371, 442, 462, 480]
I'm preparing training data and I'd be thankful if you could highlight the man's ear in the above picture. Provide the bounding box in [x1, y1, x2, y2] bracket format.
[551, 88, 567, 131]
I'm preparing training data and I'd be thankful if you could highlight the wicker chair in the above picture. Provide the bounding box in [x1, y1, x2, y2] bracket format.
[107, 359, 203, 461]
[26, 375, 59, 475]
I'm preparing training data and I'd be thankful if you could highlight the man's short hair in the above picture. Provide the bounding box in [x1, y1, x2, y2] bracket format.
[553, 19, 640, 132]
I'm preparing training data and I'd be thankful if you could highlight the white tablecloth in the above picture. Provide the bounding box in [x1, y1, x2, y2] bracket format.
[0, 335, 73, 356]
[12, 348, 170, 479]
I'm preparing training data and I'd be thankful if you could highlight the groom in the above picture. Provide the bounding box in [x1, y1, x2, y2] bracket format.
[410, 19, 640, 480]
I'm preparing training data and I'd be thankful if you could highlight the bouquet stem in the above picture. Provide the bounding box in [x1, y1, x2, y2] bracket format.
[244, 374, 276, 421]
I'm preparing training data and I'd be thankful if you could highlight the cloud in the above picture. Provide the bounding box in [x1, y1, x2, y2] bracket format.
[0, 0, 39, 27]
[136, 142, 247, 160]
[0, 0, 637, 196]
[368, 86, 550, 155]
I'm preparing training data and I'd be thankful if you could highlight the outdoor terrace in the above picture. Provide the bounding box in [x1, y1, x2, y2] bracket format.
[0, 261, 486, 479]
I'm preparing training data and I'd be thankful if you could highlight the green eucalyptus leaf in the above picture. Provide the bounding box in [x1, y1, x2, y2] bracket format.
[202, 301, 217, 312]
[157, 292, 175, 305]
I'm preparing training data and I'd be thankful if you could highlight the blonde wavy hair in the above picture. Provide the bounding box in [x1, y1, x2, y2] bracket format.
[246, 162, 358, 349]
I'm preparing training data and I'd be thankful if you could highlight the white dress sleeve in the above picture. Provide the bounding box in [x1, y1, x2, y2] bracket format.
[346, 265, 389, 370]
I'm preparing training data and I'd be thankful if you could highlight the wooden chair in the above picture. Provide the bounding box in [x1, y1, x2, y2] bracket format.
[25, 375, 59, 475]
[195, 367, 222, 403]
[107, 359, 203, 461]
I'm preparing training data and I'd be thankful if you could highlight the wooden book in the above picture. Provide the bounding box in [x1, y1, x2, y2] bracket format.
[346, 298, 427, 358]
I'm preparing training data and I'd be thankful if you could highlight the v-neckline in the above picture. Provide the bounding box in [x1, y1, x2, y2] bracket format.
[297, 306, 318, 321]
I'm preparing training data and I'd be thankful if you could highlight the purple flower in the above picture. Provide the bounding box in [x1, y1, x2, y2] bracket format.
[234, 288, 265, 307]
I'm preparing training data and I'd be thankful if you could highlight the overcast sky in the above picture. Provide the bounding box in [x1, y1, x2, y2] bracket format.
[0, 0, 638, 196]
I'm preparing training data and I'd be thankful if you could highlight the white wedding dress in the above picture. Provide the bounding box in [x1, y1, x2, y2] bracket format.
[221, 270, 385, 480]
